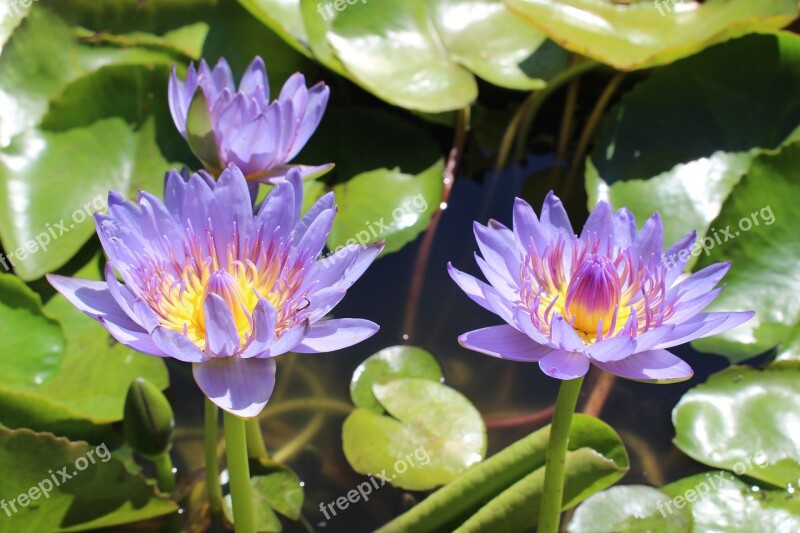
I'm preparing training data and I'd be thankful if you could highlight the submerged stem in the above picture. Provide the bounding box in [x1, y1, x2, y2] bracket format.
[223, 412, 256, 533]
[204, 398, 223, 515]
[537, 376, 585, 533]
[245, 418, 269, 460]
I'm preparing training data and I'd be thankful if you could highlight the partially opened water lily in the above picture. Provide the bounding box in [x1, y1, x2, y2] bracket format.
[448, 192, 754, 382]
[169, 56, 331, 182]
[48, 165, 382, 417]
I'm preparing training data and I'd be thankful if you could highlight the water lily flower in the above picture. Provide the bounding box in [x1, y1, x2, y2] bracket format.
[448, 192, 753, 382]
[48, 165, 382, 417]
[168, 56, 331, 182]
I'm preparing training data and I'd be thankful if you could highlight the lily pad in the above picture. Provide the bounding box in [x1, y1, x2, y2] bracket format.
[567, 485, 692, 533]
[505, 0, 797, 71]
[223, 465, 304, 532]
[673, 365, 800, 489]
[589, 32, 800, 184]
[661, 472, 800, 530]
[343, 378, 486, 491]
[0, 427, 177, 532]
[690, 141, 800, 359]
[244, 0, 566, 111]
[350, 345, 443, 414]
[0, 274, 64, 392]
[0, 253, 168, 442]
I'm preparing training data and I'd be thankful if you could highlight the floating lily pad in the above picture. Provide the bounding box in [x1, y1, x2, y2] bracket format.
[567, 485, 692, 533]
[0, 253, 168, 442]
[689, 141, 800, 359]
[350, 345, 443, 414]
[343, 378, 485, 491]
[505, 0, 797, 71]
[0, 427, 177, 532]
[223, 465, 304, 532]
[0, 274, 64, 392]
[661, 472, 800, 530]
[673, 365, 800, 488]
[243, 0, 567, 111]
[589, 33, 800, 184]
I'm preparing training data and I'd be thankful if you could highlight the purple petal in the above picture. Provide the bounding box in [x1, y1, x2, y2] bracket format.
[592, 349, 693, 383]
[663, 231, 697, 287]
[448, 263, 504, 316]
[292, 318, 379, 353]
[458, 325, 553, 361]
[238, 56, 269, 102]
[240, 299, 278, 358]
[654, 311, 753, 350]
[611, 207, 637, 250]
[586, 336, 637, 362]
[151, 327, 209, 363]
[549, 315, 585, 352]
[224, 113, 279, 174]
[193, 357, 276, 418]
[581, 200, 614, 252]
[475, 254, 517, 302]
[513, 197, 549, 255]
[99, 316, 166, 357]
[287, 82, 329, 161]
[474, 221, 520, 289]
[294, 191, 335, 242]
[168, 63, 198, 137]
[671, 262, 731, 301]
[539, 350, 590, 380]
[47, 275, 134, 326]
[632, 212, 664, 263]
[203, 294, 241, 357]
[539, 191, 574, 240]
[267, 320, 310, 357]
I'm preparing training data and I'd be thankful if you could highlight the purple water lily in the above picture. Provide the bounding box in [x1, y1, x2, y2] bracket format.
[449, 192, 753, 382]
[48, 165, 382, 417]
[169, 56, 331, 182]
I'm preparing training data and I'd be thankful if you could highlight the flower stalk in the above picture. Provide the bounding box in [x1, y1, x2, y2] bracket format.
[224, 412, 256, 533]
[537, 375, 585, 533]
[205, 398, 223, 515]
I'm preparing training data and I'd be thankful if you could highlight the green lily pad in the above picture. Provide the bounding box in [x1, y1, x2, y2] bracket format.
[505, 0, 797, 71]
[0, 274, 64, 392]
[0, 253, 168, 442]
[689, 141, 800, 359]
[775, 323, 800, 363]
[350, 345, 443, 414]
[589, 32, 800, 184]
[567, 485, 692, 532]
[223, 466, 304, 532]
[245, 0, 566, 111]
[0, 117, 174, 280]
[673, 365, 800, 489]
[0, 427, 177, 532]
[343, 378, 486, 491]
[381, 414, 629, 532]
[661, 472, 800, 530]
[586, 153, 752, 257]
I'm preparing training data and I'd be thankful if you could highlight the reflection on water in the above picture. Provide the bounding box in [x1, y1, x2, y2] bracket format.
[166, 158, 742, 532]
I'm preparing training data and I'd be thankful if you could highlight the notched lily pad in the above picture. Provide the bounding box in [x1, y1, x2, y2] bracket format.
[343, 378, 486, 491]
[350, 345, 443, 413]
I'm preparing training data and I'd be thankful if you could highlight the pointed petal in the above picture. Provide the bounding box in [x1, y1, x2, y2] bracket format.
[581, 200, 614, 251]
[239, 56, 269, 101]
[254, 163, 335, 183]
[592, 349, 693, 383]
[586, 336, 638, 362]
[539, 351, 590, 380]
[293, 318, 378, 353]
[458, 325, 553, 362]
[203, 294, 241, 357]
[193, 357, 276, 418]
[151, 327, 208, 362]
[240, 299, 278, 358]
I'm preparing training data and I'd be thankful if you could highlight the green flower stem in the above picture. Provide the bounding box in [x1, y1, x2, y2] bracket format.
[245, 418, 269, 459]
[204, 398, 223, 515]
[223, 412, 256, 533]
[537, 375, 585, 533]
[152, 452, 176, 493]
